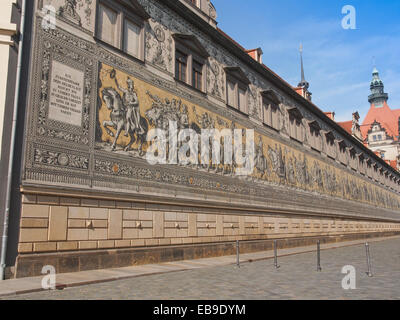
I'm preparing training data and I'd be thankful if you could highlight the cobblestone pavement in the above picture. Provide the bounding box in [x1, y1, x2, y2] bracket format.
[4, 237, 400, 300]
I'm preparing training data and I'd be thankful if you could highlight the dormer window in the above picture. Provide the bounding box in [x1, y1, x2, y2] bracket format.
[173, 34, 209, 92]
[95, 0, 149, 61]
[225, 67, 250, 114]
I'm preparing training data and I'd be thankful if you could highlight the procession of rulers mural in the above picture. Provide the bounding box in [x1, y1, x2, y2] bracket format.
[95, 63, 400, 210]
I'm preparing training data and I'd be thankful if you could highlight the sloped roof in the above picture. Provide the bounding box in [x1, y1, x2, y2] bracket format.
[389, 160, 398, 171]
[361, 102, 400, 141]
[337, 121, 352, 135]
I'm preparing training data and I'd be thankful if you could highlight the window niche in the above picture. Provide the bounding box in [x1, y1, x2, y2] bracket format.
[307, 120, 322, 152]
[225, 67, 250, 115]
[324, 131, 336, 159]
[348, 147, 358, 170]
[337, 140, 348, 165]
[173, 34, 209, 92]
[358, 153, 366, 175]
[95, 0, 149, 61]
[261, 90, 280, 131]
[366, 159, 373, 178]
[288, 107, 304, 143]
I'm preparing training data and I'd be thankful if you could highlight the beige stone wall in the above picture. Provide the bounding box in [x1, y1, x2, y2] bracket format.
[0, 0, 16, 158]
[17, 193, 400, 254]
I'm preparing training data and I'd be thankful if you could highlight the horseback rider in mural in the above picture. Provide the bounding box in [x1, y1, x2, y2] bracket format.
[101, 70, 148, 154]
[115, 77, 145, 136]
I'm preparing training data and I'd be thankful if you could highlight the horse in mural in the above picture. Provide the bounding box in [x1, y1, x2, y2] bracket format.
[101, 87, 148, 155]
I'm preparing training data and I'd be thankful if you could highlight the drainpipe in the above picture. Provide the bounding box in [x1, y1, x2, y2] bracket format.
[0, 0, 26, 280]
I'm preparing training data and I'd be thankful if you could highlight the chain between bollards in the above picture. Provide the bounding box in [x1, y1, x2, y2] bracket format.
[365, 242, 373, 277]
[274, 240, 280, 269]
[236, 240, 240, 268]
[317, 240, 322, 272]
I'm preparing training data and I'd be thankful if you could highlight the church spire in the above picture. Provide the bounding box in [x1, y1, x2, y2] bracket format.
[368, 67, 388, 106]
[296, 43, 312, 101]
[298, 43, 309, 90]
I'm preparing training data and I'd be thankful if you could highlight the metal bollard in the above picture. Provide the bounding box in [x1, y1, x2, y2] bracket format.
[317, 240, 322, 272]
[274, 240, 280, 269]
[236, 240, 240, 268]
[365, 243, 373, 277]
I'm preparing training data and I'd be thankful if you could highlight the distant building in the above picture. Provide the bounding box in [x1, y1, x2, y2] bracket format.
[361, 68, 400, 171]
[338, 112, 363, 143]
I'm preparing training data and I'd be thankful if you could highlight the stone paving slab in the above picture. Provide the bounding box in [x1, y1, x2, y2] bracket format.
[0, 235, 398, 298]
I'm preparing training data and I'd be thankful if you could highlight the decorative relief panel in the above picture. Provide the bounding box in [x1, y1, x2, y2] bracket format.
[206, 57, 225, 100]
[40, 0, 95, 32]
[35, 34, 93, 145]
[145, 20, 173, 73]
[34, 145, 89, 170]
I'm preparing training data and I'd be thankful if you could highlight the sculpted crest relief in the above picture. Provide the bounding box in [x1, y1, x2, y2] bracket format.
[41, 0, 94, 30]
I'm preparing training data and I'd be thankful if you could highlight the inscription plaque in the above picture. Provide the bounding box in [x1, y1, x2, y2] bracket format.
[48, 61, 84, 126]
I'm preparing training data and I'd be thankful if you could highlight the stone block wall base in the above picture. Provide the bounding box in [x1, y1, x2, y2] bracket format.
[12, 231, 400, 278]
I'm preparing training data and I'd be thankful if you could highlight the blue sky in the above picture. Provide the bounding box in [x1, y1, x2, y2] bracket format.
[212, 0, 400, 122]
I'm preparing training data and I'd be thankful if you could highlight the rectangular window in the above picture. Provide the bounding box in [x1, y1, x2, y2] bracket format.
[124, 19, 141, 58]
[96, 2, 146, 61]
[175, 50, 187, 82]
[263, 98, 279, 131]
[271, 105, 279, 130]
[296, 122, 303, 142]
[311, 131, 321, 151]
[192, 60, 203, 91]
[97, 4, 118, 46]
[225, 72, 249, 114]
[227, 80, 236, 107]
[238, 86, 247, 113]
[263, 102, 271, 127]
[289, 116, 303, 142]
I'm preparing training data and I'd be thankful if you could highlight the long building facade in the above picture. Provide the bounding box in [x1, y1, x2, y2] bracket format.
[1, 0, 400, 279]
